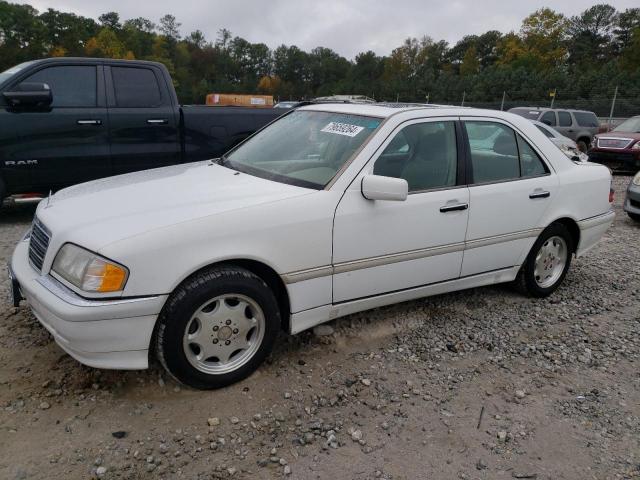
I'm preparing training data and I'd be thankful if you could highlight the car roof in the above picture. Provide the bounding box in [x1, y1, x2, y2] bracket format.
[299, 102, 468, 118]
[511, 106, 596, 114]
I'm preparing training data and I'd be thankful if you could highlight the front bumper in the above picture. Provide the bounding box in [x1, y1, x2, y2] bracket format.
[588, 148, 640, 173]
[624, 182, 640, 215]
[10, 240, 168, 370]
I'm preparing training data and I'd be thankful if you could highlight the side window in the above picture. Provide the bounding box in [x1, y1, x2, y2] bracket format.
[517, 134, 548, 177]
[373, 121, 457, 192]
[558, 111, 572, 127]
[540, 111, 556, 126]
[112, 67, 162, 107]
[21, 65, 96, 107]
[465, 122, 519, 183]
[573, 112, 599, 127]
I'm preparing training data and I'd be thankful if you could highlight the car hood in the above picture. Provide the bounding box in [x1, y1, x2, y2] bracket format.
[598, 131, 640, 141]
[36, 161, 314, 251]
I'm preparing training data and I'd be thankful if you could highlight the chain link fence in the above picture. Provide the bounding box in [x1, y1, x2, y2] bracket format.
[448, 88, 640, 119]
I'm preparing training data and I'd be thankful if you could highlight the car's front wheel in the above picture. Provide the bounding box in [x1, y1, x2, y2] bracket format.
[515, 223, 573, 297]
[155, 265, 280, 389]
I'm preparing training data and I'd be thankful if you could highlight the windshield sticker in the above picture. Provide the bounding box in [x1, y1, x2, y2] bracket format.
[321, 122, 365, 137]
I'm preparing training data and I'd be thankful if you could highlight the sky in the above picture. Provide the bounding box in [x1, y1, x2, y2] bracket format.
[24, 0, 640, 59]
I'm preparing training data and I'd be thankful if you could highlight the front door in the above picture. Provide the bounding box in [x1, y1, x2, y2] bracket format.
[5, 63, 110, 191]
[460, 118, 558, 277]
[332, 118, 469, 303]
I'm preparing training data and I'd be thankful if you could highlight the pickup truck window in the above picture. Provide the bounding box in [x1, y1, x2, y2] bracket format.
[573, 111, 599, 128]
[21, 65, 97, 107]
[225, 110, 381, 189]
[112, 67, 162, 107]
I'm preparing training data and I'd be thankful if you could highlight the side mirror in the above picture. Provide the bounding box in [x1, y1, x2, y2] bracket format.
[361, 174, 408, 201]
[3, 82, 52, 108]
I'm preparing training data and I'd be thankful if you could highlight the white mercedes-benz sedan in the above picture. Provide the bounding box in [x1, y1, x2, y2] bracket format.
[10, 104, 615, 389]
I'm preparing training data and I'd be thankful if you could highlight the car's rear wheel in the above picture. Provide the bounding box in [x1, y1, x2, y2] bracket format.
[515, 223, 573, 297]
[155, 265, 280, 389]
[628, 212, 640, 222]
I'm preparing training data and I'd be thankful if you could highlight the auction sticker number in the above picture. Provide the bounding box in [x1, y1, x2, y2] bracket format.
[321, 122, 365, 137]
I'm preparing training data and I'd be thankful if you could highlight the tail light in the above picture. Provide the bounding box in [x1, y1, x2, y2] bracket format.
[609, 187, 615, 204]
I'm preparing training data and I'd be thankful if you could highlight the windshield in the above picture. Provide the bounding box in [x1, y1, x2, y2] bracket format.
[225, 110, 382, 189]
[509, 108, 542, 120]
[613, 117, 640, 133]
[0, 61, 34, 86]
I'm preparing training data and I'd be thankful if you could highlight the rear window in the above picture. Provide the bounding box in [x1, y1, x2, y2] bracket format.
[509, 108, 541, 120]
[573, 112, 599, 128]
[112, 67, 162, 108]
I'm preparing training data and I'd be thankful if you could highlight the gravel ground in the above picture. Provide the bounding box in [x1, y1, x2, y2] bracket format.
[0, 175, 638, 480]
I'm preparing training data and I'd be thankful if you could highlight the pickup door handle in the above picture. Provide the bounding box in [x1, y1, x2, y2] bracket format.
[529, 191, 551, 199]
[147, 119, 168, 125]
[439, 203, 469, 213]
[76, 119, 102, 125]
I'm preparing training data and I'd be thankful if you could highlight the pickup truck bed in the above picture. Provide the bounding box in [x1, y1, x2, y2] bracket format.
[0, 58, 285, 202]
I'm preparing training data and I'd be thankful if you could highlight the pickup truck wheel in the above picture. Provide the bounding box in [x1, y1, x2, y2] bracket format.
[155, 266, 280, 389]
[515, 223, 573, 298]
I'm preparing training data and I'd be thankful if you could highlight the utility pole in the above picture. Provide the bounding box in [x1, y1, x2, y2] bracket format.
[550, 88, 557, 108]
[396, 93, 399, 103]
[608, 85, 618, 130]
[461, 91, 466, 107]
[426, 93, 430, 104]
[500, 91, 506, 111]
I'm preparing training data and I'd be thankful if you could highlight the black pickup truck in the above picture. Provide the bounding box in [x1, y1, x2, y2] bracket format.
[0, 57, 285, 203]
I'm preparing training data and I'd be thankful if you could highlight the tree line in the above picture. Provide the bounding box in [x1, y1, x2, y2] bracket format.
[0, 1, 639, 112]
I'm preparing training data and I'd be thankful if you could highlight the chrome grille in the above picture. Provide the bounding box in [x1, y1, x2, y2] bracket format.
[29, 217, 51, 272]
[597, 137, 633, 149]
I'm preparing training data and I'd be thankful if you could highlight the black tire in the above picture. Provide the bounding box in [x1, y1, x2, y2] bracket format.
[577, 139, 588, 153]
[628, 212, 640, 222]
[515, 223, 574, 298]
[155, 265, 280, 389]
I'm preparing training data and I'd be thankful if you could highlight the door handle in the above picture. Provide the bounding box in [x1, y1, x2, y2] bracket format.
[147, 119, 168, 125]
[76, 119, 102, 125]
[439, 203, 468, 213]
[529, 191, 550, 199]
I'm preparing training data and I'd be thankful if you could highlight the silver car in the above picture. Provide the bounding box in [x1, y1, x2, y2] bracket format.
[532, 120, 589, 162]
[510, 107, 600, 152]
[625, 173, 640, 222]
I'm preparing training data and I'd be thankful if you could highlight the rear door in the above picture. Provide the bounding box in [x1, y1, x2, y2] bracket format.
[460, 118, 559, 277]
[3, 63, 110, 190]
[106, 64, 180, 175]
[555, 111, 575, 139]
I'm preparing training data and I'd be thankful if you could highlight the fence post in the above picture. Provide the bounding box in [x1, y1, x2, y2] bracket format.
[608, 85, 618, 129]
[461, 91, 466, 107]
[500, 91, 506, 111]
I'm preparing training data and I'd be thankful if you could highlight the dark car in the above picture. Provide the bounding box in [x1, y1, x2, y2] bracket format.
[590, 116, 640, 173]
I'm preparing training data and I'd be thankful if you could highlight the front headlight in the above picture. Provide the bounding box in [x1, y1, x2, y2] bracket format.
[632, 142, 640, 151]
[633, 171, 640, 186]
[52, 244, 128, 293]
